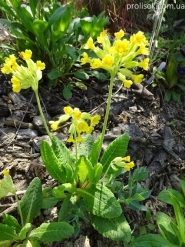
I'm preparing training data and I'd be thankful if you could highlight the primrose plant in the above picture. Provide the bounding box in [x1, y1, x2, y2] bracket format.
[0, 171, 73, 247]
[1, 29, 150, 243]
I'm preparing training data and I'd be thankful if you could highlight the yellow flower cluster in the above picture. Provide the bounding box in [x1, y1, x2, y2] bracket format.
[49, 106, 101, 143]
[81, 30, 149, 88]
[111, 156, 135, 171]
[1, 49, 45, 92]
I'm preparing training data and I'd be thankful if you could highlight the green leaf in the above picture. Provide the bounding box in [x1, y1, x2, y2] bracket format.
[20, 177, 42, 225]
[176, 83, 185, 91]
[74, 156, 94, 186]
[58, 196, 72, 222]
[0, 223, 18, 241]
[131, 167, 148, 182]
[130, 234, 175, 247]
[29, 0, 38, 18]
[19, 223, 32, 240]
[156, 211, 180, 246]
[65, 45, 79, 60]
[48, 5, 72, 33]
[15, 6, 34, 32]
[0, 2, 16, 17]
[32, 19, 48, 47]
[88, 134, 102, 166]
[180, 180, 185, 198]
[87, 70, 108, 80]
[158, 189, 185, 207]
[29, 222, 74, 244]
[91, 214, 131, 242]
[48, 68, 63, 80]
[2, 214, 21, 233]
[80, 18, 92, 37]
[73, 71, 89, 80]
[171, 91, 181, 104]
[78, 134, 94, 158]
[63, 85, 73, 100]
[171, 196, 185, 243]
[42, 188, 60, 209]
[164, 90, 172, 102]
[51, 135, 75, 171]
[77, 184, 122, 218]
[100, 133, 130, 174]
[93, 163, 103, 183]
[40, 140, 67, 183]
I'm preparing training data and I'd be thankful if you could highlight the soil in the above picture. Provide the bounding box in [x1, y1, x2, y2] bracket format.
[0, 69, 185, 246]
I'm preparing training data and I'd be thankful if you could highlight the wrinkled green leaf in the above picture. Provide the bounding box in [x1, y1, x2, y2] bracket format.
[19, 223, 32, 240]
[88, 134, 102, 166]
[42, 188, 60, 209]
[20, 177, 42, 225]
[29, 222, 74, 243]
[74, 156, 94, 186]
[101, 133, 130, 174]
[0, 224, 18, 241]
[78, 134, 94, 158]
[130, 234, 175, 247]
[77, 184, 122, 218]
[91, 214, 131, 242]
[40, 140, 67, 183]
[2, 214, 21, 233]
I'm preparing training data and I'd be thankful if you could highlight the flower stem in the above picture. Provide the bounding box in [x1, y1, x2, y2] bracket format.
[14, 193, 24, 227]
[35, 90, 52, 140]
[97, 73, 115, 161]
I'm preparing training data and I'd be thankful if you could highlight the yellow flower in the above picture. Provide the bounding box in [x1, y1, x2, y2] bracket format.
[81, 52, 91, 65]
[9, 54, 16, 62]
[86, 126, 94, 134]
[76, 121, 89, 133]
[97, 30, 108, 43]
[36, 61, 45, 70]
[11, 76, 21, 93]
[64, 106, 73, 115]
[114, 29, 124, 40]
[90, 115, 101, 126]
[123, 79, 133, 88]
[102, 54, 113, 68]
[2, 169, 10, 177]
[137, 46, 149, 55]
[122, 156, 131, 162]
[90, 59, 102, 69]
[73, 108, 82, 120]
[123, 161, 135, 171]
[1, 64, 13, 73]
[114, 39, 129, 54]
[67, 135, 75, 143]
[138, 58, 149, 70]
[49, 120, 60, 131]
[20, 49, 32, 60]
[85, 37, 96, 50]
[130, 31, 149, 46]
[76, 135, 84, 142]
[12, 62, 19, 71]
[132, 74, 144, 84]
